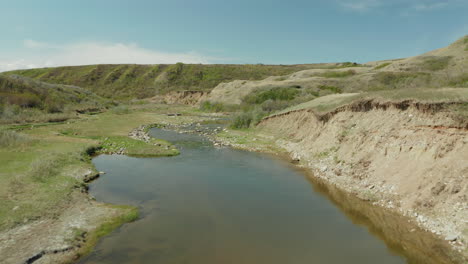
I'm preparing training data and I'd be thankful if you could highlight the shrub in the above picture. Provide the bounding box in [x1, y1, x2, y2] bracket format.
[0, 130, 32, 148]
[111, 105, 130, 115]
[230, 112, 253, 129]
[243, 87, 299, 105]
[200, 101, 227, 112]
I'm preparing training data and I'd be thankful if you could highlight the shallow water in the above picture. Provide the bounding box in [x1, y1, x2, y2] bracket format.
[79, 128, 433, 264]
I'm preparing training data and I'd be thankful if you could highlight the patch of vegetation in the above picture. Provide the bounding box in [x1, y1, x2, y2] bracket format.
[314, 147, 339, 159]
[374, 62, 392, 70]
[318, 85, 342, 94]
[337, 62, 361, 68]
[448, 73, 468, 87]
[97, 136, 179, 157]
[417, 56, 453, 71]
[0, 104, 205, 232]
[0, 74, 108, 124]
[317, 70, 356, 78]
[71, 204, 139, 260]
[227, 87, 317, 129]
[199, 101, 238, 112]
[243, 87, 299, 104]
[0, 130, 34, 147]
[111, 105, 130, 115]
[371, 72, 431, 90]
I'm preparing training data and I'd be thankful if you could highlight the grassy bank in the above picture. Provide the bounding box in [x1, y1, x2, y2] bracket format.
[0, 104, 204, 233]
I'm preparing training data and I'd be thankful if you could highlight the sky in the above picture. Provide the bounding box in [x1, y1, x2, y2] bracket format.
[0, 0, 467, 72]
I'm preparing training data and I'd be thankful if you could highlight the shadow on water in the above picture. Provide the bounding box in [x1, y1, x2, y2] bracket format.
[299, 170, 461, 264]
[78, 127, 460, 264]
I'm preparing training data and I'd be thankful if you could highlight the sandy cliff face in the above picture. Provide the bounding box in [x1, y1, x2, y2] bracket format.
[258, 100, 468, 255]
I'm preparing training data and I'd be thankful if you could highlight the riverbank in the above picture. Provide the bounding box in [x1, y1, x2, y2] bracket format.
[212, 97, 467, 263]
[0, 104, 215, 264]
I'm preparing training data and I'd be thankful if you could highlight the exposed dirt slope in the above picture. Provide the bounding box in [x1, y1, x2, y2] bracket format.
[257, 99, 468, 261]
[147, 90, 209, 105]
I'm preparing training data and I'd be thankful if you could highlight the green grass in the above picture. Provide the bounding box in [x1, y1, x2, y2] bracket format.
[317, 70, 356, 78]
[318, 85, 342, 94]
[0, 104, 205, 232]
[370, 72, 431, 90]
[96, 136, 179, 157]
[374, 62, 392, 70]
[243, 87, 299, 104]
[0, 74, 109, 124]
[70, 204, 139, 261]
[417, 56, 453, 71]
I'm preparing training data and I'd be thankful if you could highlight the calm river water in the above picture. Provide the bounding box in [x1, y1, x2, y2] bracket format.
[79, 128, 449, 264]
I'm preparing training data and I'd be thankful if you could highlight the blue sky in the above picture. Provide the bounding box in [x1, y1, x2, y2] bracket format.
[0, 0, 467, 71]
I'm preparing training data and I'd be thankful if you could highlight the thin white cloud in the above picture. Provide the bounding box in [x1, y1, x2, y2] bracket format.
[339, 0, 455, 13]
[338, 0, 382, 11]
[0, 40, 218, 72]
[413, 2, 448, 10]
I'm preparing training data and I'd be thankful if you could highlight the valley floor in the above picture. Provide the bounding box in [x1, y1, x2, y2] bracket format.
[0, 100, 466, 263]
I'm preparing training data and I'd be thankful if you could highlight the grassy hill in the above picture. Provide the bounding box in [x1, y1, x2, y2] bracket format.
[4, 63, 358, 99]
[0, 74, 108, 124]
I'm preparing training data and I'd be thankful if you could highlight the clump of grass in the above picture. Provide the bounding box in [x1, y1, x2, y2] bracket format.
[72, 205, 139, 260]
[29, 154, 74, 182]
[374, 62, 391, 70]
[199, 101, 237, 112]
[372, 72, 431, 89]
[318, 70, 356, 78]
[111, 105, 130, 115]
[318, 85, 342, 94]
[417, 56, 453, 71]
[230, 112, 254, 129]
[0, 130, 33, 148]
[97, 136, 179, 157]
[243, 87, 299, 105]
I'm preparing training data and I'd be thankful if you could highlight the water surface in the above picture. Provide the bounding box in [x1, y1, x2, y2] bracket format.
[80, 128, 415, 264]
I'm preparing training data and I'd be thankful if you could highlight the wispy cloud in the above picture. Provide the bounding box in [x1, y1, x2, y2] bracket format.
[338, 0, 382, 11]
[0, 40, 219, 72]
[338, 0, 455, 13]
[412, 2, 448, 11]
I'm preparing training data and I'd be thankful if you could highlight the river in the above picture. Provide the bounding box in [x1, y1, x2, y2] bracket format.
[78, 127, 450, 264]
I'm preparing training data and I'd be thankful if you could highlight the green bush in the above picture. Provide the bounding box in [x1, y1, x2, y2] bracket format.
[200, 101, 227, 112]
[243, 87, 299, 105]
[230, 112, 253, 129]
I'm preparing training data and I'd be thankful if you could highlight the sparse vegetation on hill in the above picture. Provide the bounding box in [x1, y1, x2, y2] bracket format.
[5, 63, 338, 99]
[0, 74, 109, 124]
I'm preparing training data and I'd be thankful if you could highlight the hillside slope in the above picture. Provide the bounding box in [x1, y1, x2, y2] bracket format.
[4, 63, 351, 99]
[0, 74, 108, 123]
[206, 36, 468, 105]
